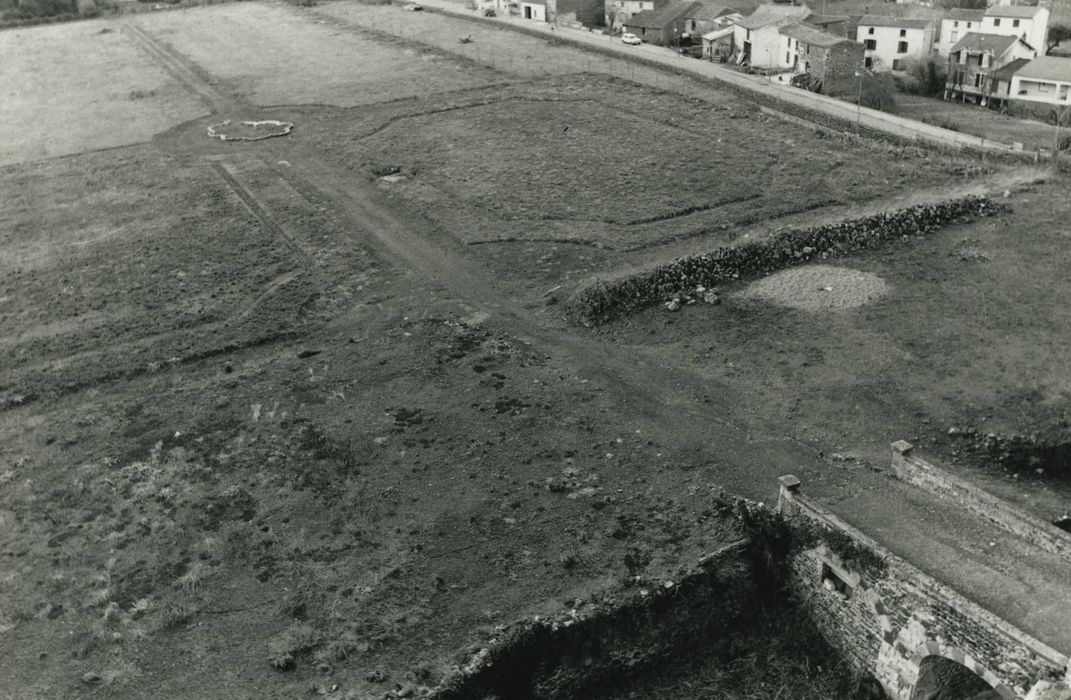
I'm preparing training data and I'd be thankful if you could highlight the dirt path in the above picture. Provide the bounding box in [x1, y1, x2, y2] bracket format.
[114, 11, 1071, 661]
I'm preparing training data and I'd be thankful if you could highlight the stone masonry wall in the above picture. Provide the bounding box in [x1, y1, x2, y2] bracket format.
[776, 476, 1068, 700]
[823, 42, 865, 98]
[568, 195, 1003, 325]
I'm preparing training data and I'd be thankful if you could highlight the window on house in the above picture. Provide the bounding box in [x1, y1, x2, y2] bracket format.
[865, 39, 876, 50]
[786, 51, 791, 62]
[868, 26, 874, 34]
[898, 41, 908, 53]
[900, 29, 906, 37]
[993, 18, 1001, 26]
[953, 20, 958, 27]
[966, 22, 971, 28]
[951, 30, 958, 41]
[892, 58, 903, 70]
[865, 56, 873, 68]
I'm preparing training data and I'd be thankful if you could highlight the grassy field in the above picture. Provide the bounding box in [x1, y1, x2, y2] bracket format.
[897, 95, 1071, 153]
[2, 1, 1069, 697]
[133, 3, 499, 107]
[601, 173, 1071, 516]
[0, 18, 205, 166]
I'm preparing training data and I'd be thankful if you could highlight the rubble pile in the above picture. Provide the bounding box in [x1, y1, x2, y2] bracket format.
[570, 195, 1003, 325]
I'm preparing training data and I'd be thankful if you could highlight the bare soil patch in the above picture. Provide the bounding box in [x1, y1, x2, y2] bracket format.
[738, 265, 890, 311]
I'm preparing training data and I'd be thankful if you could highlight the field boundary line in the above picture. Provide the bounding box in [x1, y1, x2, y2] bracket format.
[209, 159, 316, 268]
[122, 23, 237, 114]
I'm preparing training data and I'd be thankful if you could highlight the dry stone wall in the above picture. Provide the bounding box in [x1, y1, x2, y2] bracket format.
[570, 195, 1003, 325]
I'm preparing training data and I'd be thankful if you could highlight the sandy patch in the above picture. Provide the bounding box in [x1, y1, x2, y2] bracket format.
[738, 265, 889, 311]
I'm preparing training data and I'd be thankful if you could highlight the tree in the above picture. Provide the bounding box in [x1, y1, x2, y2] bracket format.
[1047, 24, 1071, 55]
[859, 72, 898, 113]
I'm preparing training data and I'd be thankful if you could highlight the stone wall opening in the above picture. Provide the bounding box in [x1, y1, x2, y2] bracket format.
[912, 655, 1000, 700]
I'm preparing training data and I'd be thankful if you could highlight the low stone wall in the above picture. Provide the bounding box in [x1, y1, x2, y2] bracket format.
[568, 195, 1003, 325]
[776, 476, 1069, 700]
[431, 540, 751, 699]
[890, 441, 1071, 560]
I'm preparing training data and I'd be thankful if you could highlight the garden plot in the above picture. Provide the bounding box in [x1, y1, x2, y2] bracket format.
[0, 18, 206, 166]
[133, 2, 496, 107]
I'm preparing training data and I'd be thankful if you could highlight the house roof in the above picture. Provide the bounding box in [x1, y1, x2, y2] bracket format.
[626, 0, 699, 29]
[736, 4, 810, 30]
[805, 13, 848, 26]
[857, 14, 933, 29]
[945, 8, 984, 22]
[949, 32, 1017, 55]
[1015, 56, 1071, 83]
[686, 0, 732, 21]
[990, 57, 1030, 82]
[984, 4, 1044, 19]
[780, 22, 854, 47]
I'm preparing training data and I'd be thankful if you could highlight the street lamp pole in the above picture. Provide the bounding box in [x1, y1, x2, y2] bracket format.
[855, 67, 864, 130]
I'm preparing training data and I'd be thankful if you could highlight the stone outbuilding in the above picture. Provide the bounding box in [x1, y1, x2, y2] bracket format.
[779, 22, 865, 96]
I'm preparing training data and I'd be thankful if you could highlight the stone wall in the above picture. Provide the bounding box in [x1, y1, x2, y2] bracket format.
[820, 41, 865, 98]
[776, 476, 1069, 700]
[890, 441, 1071, 560]
[568, 195, 1003, 325]
[433, 541, 753, 699]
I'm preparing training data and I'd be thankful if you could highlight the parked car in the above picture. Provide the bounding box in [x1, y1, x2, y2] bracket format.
[483, 7, 496, 15]
[621, 32, 641, 45]
[403, 3, 423, 10]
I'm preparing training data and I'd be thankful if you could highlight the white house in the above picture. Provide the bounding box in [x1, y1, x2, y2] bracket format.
[935, 8, 984, 58]
[1008, 56, 1071, 106]
[981, 5, 1048, 55]
[856, 15, 937, 72]
[732, 3, 811, 69]
[606, 0, 660, 30]
[520, 0, 547, 21]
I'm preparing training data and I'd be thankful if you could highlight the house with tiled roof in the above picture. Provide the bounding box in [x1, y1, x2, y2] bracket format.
[935, 8, 984, 58]
[779, 22, 864, 96]
[682, 0, 735, 38]
[856, 15, 937, 71]
[981, 4, 1049, 56]
[731, 3, 811, 68]
[1008, 56, 1071, 108]
[605, 0, 663, 32]
[624, 0, 702, 46]
[944, 32, 1036, 104]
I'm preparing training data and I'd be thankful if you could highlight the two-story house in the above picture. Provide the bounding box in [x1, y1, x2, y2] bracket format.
[779, 22, 865, 96]
[732, 3, 811, 69]
[944, 32, 1036, 105]
[856, 15, 936, 72]
[980, 5, 1049, 55]
[935, 8, 984, 58]
[606, 0, 663, 31]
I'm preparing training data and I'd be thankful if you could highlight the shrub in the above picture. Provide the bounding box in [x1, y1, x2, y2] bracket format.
[2, 0, 76, 19]
[267, 623, 320, 670]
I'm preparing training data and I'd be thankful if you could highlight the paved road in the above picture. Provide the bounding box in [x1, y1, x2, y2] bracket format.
[124, 6, 1070, 659]
[417, 0, 1023, 153]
